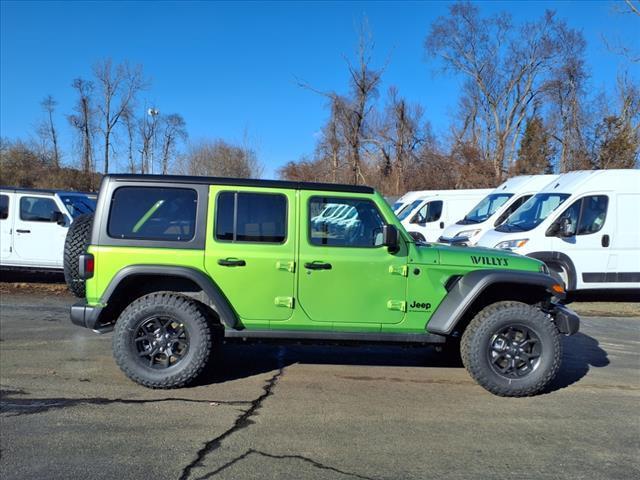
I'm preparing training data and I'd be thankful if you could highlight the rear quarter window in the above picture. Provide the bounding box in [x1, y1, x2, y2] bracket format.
[107, 187, 197, 241]
[0, 194, 8, 220]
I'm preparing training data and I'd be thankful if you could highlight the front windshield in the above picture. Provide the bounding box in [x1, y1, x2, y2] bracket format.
[397, 199, 423, 221]
[392, 201, 404, 212]
[60, 194, 96, 218]
[496, 193, 570, 232]
[459, 193, 513, 225]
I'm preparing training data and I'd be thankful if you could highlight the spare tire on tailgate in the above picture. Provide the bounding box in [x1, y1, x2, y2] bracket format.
[64, 213, 94, 298]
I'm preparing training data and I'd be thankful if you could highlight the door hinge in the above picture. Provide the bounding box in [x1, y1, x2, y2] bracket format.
[276, 260, 296, 273]
[274, 296, 295, 309]
[388, 265, 408, 277]
[386, 300, 407, 312]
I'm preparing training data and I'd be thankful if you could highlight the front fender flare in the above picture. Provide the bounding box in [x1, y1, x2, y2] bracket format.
[100, 265, 239, 329]
[427, 269, 561, 335]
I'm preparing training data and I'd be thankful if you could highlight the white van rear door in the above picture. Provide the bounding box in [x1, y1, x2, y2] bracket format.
[610, 193, 640, 287]
[13, 194, 67, 268]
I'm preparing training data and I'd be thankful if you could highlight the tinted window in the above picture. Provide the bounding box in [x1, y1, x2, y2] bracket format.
[578, 196, 608, 234]
[215, 192, 287, 243]
[414, 200, 443, 223]
[19, 196, 59, 222]
[108, 187, 197, 241]
[0, 195, 8, 220]
[60, 194, 96, 218]
[462, 194, 513, 224]
[310, 197, 385, 248]
[397, 199, 422, 221]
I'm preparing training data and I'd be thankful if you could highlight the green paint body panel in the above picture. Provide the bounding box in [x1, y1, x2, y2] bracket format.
[88, 186, 545, 335]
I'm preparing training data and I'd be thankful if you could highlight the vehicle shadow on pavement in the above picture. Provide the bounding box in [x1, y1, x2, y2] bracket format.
[546, 332, 609, 393]
[199, 333, 609, 393]
[199, 342, 464, 386]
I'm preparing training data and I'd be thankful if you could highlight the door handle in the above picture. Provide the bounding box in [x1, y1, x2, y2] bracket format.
[439, 222, 444, 229]
[304, 261, 332, 270]
[217, 258, 246, 267]
[16, 229, 31, 233]
[601, 235, 610, 248]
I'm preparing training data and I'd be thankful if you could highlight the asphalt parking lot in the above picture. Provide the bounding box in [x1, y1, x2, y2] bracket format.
[0, 289, 639, 480]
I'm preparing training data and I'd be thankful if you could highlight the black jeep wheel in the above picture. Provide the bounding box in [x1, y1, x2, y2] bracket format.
[63, 213, 94, 298]
[113, 292, 213, 388]
[461, 301, 561, 397]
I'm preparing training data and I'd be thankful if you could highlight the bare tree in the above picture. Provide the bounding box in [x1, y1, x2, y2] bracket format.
[179, 139, 262, 178]
[426, 2, 583, 180]
[159, 114, 188, 174]
[138, 107, 159, 174]
[39, 95, 61, 168]
[68, 78, 95, 188]
[121, 108, 137, 173]
[93, 58, 146, 174]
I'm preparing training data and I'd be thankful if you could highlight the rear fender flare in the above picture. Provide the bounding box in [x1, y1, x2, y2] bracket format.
[100, 265, 239, 329]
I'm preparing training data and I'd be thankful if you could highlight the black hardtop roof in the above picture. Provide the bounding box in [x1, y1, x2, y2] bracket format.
[107, 174, 375, 194]
[0, 186, 97, 196]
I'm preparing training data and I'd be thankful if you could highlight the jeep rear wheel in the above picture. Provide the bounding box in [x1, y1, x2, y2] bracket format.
[63, 213, 93, 298]
[113, 292, 213, 388]
[461, 301, 561, 397]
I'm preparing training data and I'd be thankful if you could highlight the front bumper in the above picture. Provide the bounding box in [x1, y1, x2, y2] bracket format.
[551, 304, 580, 335]
[70, 302, 111, 333]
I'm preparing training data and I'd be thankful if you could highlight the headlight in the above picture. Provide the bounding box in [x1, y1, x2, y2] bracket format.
[495, 238, 529, 249]
[456, 229, 481, 239]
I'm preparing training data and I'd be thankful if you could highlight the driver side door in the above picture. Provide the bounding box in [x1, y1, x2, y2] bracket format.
[297, 193, 408, 327]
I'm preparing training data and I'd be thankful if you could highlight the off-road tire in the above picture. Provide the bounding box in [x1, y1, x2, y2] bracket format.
[113, 292, 213, 389]
[461, 301, 561, 397]
[63, 213, 94, 298]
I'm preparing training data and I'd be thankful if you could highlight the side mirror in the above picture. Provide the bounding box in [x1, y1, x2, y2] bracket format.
[382, 224, 399, 253]
[52, 211, 66, 226]
[559, 217, 575, 238]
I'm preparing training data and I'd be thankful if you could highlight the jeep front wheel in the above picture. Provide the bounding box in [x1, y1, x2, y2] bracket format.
[461, 301, 561, 397]
[113, 292, 213, 388]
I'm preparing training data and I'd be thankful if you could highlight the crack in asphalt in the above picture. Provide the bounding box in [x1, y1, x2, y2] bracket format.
[178, 347, 286, 480]
[0, 389, 251, 417]
[198, 449, 379, 480]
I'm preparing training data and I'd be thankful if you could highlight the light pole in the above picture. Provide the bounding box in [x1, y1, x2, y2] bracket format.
[148, 107, 159, 174]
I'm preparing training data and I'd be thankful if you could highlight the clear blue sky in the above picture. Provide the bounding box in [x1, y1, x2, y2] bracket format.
[1, 0, 638, 178]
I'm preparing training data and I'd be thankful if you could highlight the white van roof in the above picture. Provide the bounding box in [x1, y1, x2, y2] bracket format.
[413, 188, 493, 200]
[492, 174, 559, 194]
[538, 169, 640, 195]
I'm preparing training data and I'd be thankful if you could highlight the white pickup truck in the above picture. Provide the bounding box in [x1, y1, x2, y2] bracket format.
[0, 188, 96, 271]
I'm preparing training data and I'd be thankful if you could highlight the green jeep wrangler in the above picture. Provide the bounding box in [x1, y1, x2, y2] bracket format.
[67, 174, 579, 397]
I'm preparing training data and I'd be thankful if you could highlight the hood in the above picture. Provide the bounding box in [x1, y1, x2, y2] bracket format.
[476, 228, 523, 248]
[413, 242, 543, 273]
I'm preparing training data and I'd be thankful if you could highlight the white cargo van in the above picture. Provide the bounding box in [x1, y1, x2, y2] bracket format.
[440, 175, 558, 245]
[477, 169, 640, 292]
[392, 190, 438, 215]
[0, 188, 96, 271]
[398, 189, 493, 242]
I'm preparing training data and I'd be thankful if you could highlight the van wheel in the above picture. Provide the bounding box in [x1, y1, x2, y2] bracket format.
[112, 292, 213, 389]
[461, 301, 561, 397]
[63, 213, 93, 298]
[409, 231, 426, 242]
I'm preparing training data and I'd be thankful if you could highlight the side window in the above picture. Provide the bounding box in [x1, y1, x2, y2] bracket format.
[577, 195, 608, 235]
[0, 195, 8, 220]
[415, 200, 443, 223]
[19, 196, 59, 222]
[309, 197, 385, 248]
[107, 187, 197, 241]
[215, 192, 287, 243]
[556, 200, 581, 236]
[494, 195, 531, 226]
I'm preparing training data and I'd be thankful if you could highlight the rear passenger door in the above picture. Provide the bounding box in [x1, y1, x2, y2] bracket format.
[204, 186, 296, 325]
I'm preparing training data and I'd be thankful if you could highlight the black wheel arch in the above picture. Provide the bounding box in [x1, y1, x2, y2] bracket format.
[98, 265, 239, 329]
[527, 251, 577, 291]
[427, 269, 563, 336]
